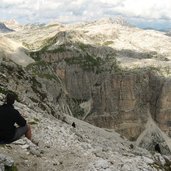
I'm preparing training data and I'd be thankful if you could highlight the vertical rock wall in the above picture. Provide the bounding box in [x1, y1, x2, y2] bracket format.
[63, 65, 171, 143]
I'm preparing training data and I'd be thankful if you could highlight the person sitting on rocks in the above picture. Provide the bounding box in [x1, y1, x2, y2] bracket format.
[0, 93, 32, 144]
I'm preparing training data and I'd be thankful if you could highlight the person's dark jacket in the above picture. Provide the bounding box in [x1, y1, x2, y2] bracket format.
[0, 103, 26, 142]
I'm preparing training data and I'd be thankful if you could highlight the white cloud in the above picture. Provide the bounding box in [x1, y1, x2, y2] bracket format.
[1, 0, 171, 26]
[114, 0, 171, 19]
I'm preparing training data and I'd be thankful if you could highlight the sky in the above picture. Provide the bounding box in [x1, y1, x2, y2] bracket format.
[1, 0, 171, 30]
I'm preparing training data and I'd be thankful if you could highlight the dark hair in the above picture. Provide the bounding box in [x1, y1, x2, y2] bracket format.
[6, 93, 16, 105]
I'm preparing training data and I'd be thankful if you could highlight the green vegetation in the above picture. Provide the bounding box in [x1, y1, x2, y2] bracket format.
[22, 42, 32, 49]
[0, 144, 6, 148]
[5, 165, 18, 171]
[103, 41, 114, 46]
[0, 86, 7, 94]
[48, 45, 67, 53]
[28, 117, 39, 125]
[26, 61, 48, 70]
[65, 55, 101, 72]
[26, 61, 59, 81]
[37, 73, 58, 80]
[28, 35, 60, 60]
[65, 54, 121, 74]
[45, 24, 59, 28]
[78, 43, 90, 51]
[29, 44, 68, 61]
[29, 51, 42, 61]
[148, 162, 171, 171]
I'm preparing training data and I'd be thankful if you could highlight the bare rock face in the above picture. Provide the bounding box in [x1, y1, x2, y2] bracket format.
[21, 44, 171, 155]
[2, 56, 171, 155]
[155, 79, 171, 132]
[65, 65, 171, 156]
[64, 66, 150, 140]
[0, 22, 14, 33]
[63, 64, 171, 154]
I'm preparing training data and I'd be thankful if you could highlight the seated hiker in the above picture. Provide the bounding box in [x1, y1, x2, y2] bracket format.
[0, 93, 32, 144]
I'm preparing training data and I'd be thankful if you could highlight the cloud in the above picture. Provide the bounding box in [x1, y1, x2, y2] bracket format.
[1, 0, 171, 26]
[113, 0, 171, 20]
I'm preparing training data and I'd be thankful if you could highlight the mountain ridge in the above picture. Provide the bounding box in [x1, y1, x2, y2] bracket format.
[0, 22, 14, 33]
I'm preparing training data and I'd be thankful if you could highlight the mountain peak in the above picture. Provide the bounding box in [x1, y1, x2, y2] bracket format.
[113, 16, 131, 26]
[92, 16, 131, 27]
[0, 22, 14, 33]
[95, 17, 114, 24]
[4, 19, 19, 25]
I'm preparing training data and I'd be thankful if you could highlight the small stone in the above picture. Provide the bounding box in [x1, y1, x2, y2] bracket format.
[29, 147, 41, 157]
[21, 144, 30, 149]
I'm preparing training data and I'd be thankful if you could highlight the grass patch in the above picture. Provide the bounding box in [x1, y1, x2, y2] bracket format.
[26, 61, 59, 81]
[65, 55, 103, 72]
[45, 24, 59, 28]
[5, 165, 18, 171]
[103, 41, 114, 46]
[65, 54, 121, 73]
[26, 61, 48, 70]
[78, 43, 89, 51]
[48, 45, 67, 53]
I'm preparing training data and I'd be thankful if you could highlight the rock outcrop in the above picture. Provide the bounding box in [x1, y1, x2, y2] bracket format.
[0, 22, 14, 33]
[0, 154, 14, 171]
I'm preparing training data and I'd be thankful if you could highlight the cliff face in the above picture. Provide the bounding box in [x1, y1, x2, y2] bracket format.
[63, 66, 149, 139]
[154, 78, 171, 133]
[62, 65, 171, 153]
[25, 41, 171, 146]
[86, 72, 149, 139]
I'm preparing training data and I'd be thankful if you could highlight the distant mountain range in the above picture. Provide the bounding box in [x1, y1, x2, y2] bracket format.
[0, 22, 14, 33]
[143, 26, 171, 33]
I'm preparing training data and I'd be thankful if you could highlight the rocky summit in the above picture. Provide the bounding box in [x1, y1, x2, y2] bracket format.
[0, 22, 14, 33]
[1, 18, 171, 170]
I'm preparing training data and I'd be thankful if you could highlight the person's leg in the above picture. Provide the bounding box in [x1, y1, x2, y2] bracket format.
[11, 124, 30, 142]
[25, 124, 32, 140]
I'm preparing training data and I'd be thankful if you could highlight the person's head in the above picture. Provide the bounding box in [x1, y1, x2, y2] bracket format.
[6, 93, 16, 105]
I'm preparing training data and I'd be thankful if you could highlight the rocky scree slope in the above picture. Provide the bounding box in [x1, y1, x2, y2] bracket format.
[1, 93, 171, 171]
[0, 57, 70, 118]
